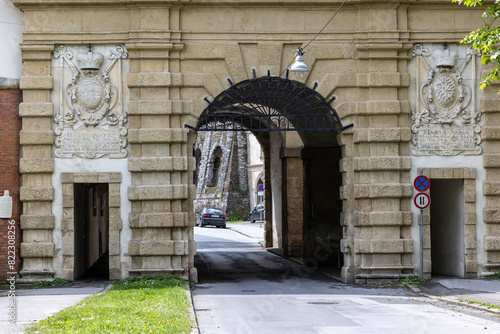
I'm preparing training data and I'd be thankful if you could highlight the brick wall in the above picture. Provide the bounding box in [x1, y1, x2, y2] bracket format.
[0, 89, 22, 283]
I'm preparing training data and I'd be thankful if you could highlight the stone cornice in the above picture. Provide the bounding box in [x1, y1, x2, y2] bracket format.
[12, 0, 471, 9]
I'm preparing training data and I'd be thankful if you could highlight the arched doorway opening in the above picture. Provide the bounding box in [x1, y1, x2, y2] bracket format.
[187, 73, 352, 277]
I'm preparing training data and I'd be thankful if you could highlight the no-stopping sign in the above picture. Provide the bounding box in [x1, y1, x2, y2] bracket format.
[414, 192, 431, 209]
[414, 175, 430, 192]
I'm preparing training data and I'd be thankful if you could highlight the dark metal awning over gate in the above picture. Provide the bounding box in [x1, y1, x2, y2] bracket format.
[185, 73, 353, 132]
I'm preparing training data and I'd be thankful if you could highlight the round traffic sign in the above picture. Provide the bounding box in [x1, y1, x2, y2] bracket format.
[414, 193, 431, 210]
[258, 184, 265, 192]
[414, 175, 430, 192]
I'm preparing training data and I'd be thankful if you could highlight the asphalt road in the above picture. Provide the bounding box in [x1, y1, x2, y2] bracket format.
[193, 224, 500, 334]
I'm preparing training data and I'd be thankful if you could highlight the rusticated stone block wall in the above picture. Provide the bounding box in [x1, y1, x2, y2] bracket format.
[481, 82, 500, 275]
[16, 45, 56, 282]
[338, 41, 414, 283]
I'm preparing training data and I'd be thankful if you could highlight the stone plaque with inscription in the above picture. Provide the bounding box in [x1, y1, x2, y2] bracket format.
[416, 126, 477, 155]
[56, 128, 127, 159]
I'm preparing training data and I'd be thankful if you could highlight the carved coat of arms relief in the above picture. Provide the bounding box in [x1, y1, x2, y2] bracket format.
[52, 45, 129, 159]
[411, 44, 481, 156]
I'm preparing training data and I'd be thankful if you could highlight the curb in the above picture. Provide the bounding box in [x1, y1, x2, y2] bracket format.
[428, 295, 500, 316]
[96, 282, 113, 295]
[185, 280, 200, 334]
[403, 282, 500, 316]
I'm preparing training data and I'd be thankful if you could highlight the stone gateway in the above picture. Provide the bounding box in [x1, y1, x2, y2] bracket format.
[3, 0, 499, 284]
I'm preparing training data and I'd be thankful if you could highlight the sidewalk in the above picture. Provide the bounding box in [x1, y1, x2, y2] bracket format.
[0, 280, 107, 334]
[227, 221, 265, 240]
[411, 276, 500, 316]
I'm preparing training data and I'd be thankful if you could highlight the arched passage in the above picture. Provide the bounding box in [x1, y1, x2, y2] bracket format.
[187, 74, 352, 274]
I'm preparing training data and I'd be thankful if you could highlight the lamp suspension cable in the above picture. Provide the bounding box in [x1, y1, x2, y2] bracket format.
[283, 0, 348, 77]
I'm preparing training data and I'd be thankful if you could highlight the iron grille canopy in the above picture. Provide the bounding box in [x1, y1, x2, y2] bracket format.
[185, 74, 353, 132]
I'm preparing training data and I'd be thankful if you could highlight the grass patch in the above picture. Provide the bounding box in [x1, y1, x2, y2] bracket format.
[488, 271, 500, 279]
[457, 298, 500, 311]
[25, 275, 193, 334]
[32, 278, 72, 287]
[227, 213, 247, 223]
[402, 276, 427, 286]
[375, 276, 427, 288]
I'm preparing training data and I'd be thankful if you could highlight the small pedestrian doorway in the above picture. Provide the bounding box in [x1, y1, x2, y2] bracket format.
[74, 183, 110, 279]
[430, 179, 465, 278]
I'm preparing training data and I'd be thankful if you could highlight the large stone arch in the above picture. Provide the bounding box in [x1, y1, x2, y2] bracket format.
[186, 74, 351, 266]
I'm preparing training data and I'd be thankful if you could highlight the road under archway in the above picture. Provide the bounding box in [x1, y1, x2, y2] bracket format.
[189, 75, 352, 277]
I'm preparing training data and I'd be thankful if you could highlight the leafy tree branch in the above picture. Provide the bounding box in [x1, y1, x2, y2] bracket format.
[454, 0, 500, 89]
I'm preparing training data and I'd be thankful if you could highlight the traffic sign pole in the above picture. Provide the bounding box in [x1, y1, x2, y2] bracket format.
[414, 173, 431, 280]
[420, 208, 424, 279]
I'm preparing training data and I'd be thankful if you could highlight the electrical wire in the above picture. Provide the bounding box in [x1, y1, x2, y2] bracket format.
[303, 0, 348, 50]
[280, 0, 348, 77]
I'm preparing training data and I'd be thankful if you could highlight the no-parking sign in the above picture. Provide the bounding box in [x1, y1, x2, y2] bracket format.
[414, 175, 430, 192]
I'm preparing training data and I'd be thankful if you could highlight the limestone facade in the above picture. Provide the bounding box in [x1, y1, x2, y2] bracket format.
[9, 0, 500, 283]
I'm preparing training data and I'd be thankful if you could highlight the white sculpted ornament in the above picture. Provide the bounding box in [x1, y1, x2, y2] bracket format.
[65, 48, 116, 126]
[411, 44, 481, 156]
[53, 45, 129, 159]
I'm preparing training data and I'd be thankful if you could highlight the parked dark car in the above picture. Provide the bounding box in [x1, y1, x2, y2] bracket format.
[248, 203, 264, 223]
[197, 207, 226, 228]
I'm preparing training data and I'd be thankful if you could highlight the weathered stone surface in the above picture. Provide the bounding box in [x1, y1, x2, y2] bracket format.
[19, 102, 54, 117]
[127, 72, 173, 87]
[464, 188, 476, 203]
[61, 218, 74, 232]
[484, 237, 500, 251]
[354, 157, 411, 171]
[20, 130, 53, 145]
[20, 76, 53, 90]
[109, 218, 123, 231]
[128, 240, 188, 256]
[483, 181, 500, 196]
[20, 215, 55, 229]
[128, 100, 193, 115]
[20, 186, 54, 202]
[355, 211, 412, 226]
[482, 127, 500, 140]
[353, 128, 411, 143]
[129, 212, 188, 228]
[128, 185, 188, 201]
[420, 167, 476, 180]
[354, 184, 412, 199]
[337, 100, 410, 117]
[128, 129, 188, 143]
[484, 155, 500, 168]
[481, 98, 500, 112]
[20, 158, 54, 173]
[357, 72, 410, 87]
[21, 242, 55, 258]
[484, 208, 500, 224]
[109, 192, 121, 208]
[128, 157, 189, 172]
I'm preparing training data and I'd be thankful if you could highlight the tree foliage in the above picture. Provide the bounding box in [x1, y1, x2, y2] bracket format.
[454, 0, 500, 89]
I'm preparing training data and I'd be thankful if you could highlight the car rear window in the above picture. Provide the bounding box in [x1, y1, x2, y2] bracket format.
[206, 208, 223, 214]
